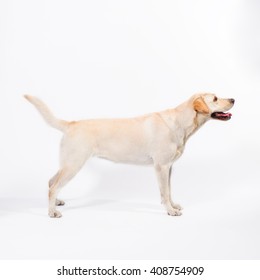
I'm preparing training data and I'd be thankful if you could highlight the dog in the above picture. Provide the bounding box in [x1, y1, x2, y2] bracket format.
[25, 93, 235, 218]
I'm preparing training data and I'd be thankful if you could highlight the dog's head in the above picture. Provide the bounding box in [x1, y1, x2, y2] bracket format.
[193, 93, 235, 121]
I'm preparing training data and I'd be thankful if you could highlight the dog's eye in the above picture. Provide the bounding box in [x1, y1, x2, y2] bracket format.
[213, 96, 218, 102]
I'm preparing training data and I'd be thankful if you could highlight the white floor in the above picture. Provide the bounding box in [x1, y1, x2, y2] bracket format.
[1, 154, 259, 260]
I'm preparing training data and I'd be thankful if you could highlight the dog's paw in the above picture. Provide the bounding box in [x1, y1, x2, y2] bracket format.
[49, 209, 62, 218]
[56, 199, 65, 206]
[167, 208, 182, 216]
[172, 203, 183, 211]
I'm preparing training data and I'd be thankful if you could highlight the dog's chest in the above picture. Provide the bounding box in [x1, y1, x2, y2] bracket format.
[168, 128, 190, 161]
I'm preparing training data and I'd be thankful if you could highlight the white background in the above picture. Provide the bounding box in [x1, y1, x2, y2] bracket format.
[0, 0, 260, 260]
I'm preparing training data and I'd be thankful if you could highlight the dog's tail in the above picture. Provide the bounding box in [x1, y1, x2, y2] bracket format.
[24, 95, 69, 132]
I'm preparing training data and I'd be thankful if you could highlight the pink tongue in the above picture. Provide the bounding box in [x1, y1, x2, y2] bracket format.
[218, 112, 232, 117]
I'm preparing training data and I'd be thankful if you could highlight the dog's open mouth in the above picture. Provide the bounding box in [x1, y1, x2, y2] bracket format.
[211, 112, 232, 121]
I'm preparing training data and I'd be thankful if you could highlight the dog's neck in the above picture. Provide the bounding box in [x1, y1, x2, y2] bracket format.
[160, 101, 209, 143]
[184, 107, 209, 142]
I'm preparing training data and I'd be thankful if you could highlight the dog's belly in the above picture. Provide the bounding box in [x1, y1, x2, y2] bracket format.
[96, 154, 153, 165]
[94, 147, 154, 165]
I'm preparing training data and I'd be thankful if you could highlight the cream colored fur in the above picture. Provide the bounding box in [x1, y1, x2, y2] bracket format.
[25, 93, 234, 218]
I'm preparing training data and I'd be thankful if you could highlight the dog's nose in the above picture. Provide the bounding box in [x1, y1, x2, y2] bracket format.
[230, 98, 235, 104]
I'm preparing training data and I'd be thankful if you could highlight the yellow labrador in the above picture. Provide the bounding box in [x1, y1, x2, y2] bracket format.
[25, 93, 234, 218]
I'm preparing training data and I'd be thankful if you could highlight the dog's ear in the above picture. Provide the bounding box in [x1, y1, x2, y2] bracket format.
[193, 97, 210, 114]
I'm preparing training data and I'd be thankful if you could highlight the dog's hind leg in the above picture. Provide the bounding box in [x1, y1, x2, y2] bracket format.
[49, 173, 65, 206]
[48, 135, 92, 218]
[48, 160, 88, 218]
[48, 168, 75, 218]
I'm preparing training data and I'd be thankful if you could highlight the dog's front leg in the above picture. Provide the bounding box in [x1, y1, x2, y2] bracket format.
[168, 167, 182, 211]
[154, 164, 182, 216]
